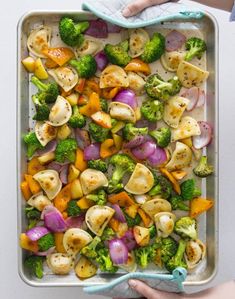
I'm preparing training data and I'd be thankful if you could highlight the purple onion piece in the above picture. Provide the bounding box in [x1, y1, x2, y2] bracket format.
[84, 143, 101, 161]
[75, 129, 91, 150]
[107, 22, 122, 33]
[193, 121, 213, 149]
[47, 161, 62, 172]
[94, 51, 108, 71]
[111, 204, 126, 223]
[136, 119, 157, 131]
[65, 214, 85, 229]
[147, 146, 167, 167]
[131, 141, 156, 160]
[26, 226, 50, 241]
[34, 246, 56, 256]
[113, 89, 137, 109]
[123, 135, 147, 149]
[59, 164, 69, 185]
[44, 211, 67, 232]
[85, 19, 108, 38]
[109, 239, 129, 264]
[120, 230, 137, 251]
[37, 139, 57, 156]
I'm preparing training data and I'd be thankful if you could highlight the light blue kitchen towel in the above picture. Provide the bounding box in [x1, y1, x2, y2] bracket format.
[83, 267, 187, 297]
[82, 0, 204, 28]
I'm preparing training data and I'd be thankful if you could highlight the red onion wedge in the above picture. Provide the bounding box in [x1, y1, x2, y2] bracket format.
[107, 22, 122, 33]
[26, 226, 50, 241]
[84, 143, 101, 161]
[120, 230, 137, 251]
[184, 87, 199, 111]
[94, 51, 108, 71]
[131, 141, 156, 160]
[111, 204, 126, 223]
[75, 129, 91, 150]
[109, 239, 129, 264]
[60, 164, 69, 184]
[37, 139, 57, 156]
[34, 246, 55, 256]
[47, 161, 63, 172]
[42, 206, 67, 232]
[113, 89, 137, 110]
[196, 89, 206, 107]
[123, 135, 147, 149]
[165, 30, 186, 52]
[193, 121, 213, 149]
[147, 146, 167, 167]
[85, 19, 108, 38]
[65, 214, 85, 229]
[136, 119, 157, 131]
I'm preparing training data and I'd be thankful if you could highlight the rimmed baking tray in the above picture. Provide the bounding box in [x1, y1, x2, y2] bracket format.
[17, 10, 218, 287]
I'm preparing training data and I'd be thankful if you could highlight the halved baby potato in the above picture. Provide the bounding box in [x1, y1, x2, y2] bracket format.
[27, 26, 51, 58]
[109, 102, 136, 123]
[127, 72, 145, 95]
[47, 96, 72, 127]
[75, 256, 97, 279]
[142, 198, 172, 219]
[85, 205, 115, 236]
[33, 170, 62, 200]
[171, 116, 201, 142]
[163, 96, 189, 128]
[165, 142, 192, 171]
[154, 212, 176, 238]
[133, 225, 150, 247]
[47, 253, 73, 275]
[80, 169, 108, 195]
[129, 28, 150, 58]
[161, 51, 185, 72]
[63, 228, 92, 256]
[75, 37, 102, 57]
[124, 163, 154, 195]
[48, 66, 78, 92]
[35, 121, 57, 146]
[27, 192, 52, 211]
[100, 65, 129, 88]
[184, 239, 206, 270]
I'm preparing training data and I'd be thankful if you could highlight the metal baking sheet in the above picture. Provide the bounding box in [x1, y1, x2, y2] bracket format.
[17, 10, 218, 287]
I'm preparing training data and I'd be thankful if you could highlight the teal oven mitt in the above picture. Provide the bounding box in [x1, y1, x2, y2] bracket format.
[82, 0, 204, 28]
[83, 267, 187, 298]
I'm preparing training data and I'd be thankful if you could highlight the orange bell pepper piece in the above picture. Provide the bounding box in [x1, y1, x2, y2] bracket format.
[102, 87, 120, 100]
[160, 168, 181, 194]
[77, 196, 94, 209]
[83, 79, 101, 97]
[74, 78, 86, 93]
[100, 139, 118, 159]
[42, 47, 74, 66]
[20, 233, 39, 252]
[171, 170, 187, 180]
[124, 204, 139, 218]
[138, 208, 152, 227]
[79, 92, 101, 117]
[75, 148, 87, 172]
[124, 58, 151, 75]
[91, 111, 112, 129]
[24, 174, 41, 194]
[27, 157, 45, 175]
[108, 191, 136, 207]
[108, 218, 120, 232]
[20, 181, 32, 200]
[54, 232, 66, 253]
[77, 95, 88, 106]
[54, 184, 71, 212]
[190, 197, 214, 218]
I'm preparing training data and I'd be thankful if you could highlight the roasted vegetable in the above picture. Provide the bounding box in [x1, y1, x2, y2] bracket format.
[67, 199, 82, 216]
[193, 156, 214, 178]
[174, 216, 197, 240]
[156, 236, 178, 264]
[25, 206, 41, 229]
[95, 248, 118, 273]
[89, 122, 110, 143]
[134, 244, 157, 268]
[31, 76, 59, 104]
[32, 94, 50, 121]
[86, 189, 107, 206]
[165, 239, 187, 272]
[25, 255, 44, 279]
[123, 123, 148, 141]
[141, 99, 164, 122]
[23, 132, 44, 158]
[38, 233, 55, 251]
[140, 32, 165, 63]
[69, 55, 97, 78]
[150, 127, 171, 148]
[87, 159, 108, 172]
[180, 179, 201, 201]
[104, 42, 131, 67]
[80, 236, 101, 258]
[185, 37, 207, 62]
[148, 175, 172, 199]
[68, 105, 86, 128]
[101, 227, 115, 241]
[124, 211, 141, 227]
[55, 138, 77, 163]
[168, 195, 189, 211]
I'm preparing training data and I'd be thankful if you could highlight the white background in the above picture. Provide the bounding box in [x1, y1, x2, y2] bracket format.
[0, 0, 235, 298]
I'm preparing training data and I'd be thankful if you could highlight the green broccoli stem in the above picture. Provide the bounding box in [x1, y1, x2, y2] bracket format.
[193, 188, 202, 198]
[174, 240, 186, 263]
[185, 48, 199, 61]
[75, 21, 89, 33]
[140, 252, 149, 268]
[148, 185, 161, 196]
[111, 167, 127, 185]
[31, 76, 46, 91]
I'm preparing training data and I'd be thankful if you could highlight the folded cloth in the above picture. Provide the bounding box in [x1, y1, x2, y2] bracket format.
[83, 267, 187, 298]
[82, 0, 204, 28]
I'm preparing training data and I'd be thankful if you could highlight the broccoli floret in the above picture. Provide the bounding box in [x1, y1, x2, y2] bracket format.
[32, 94, 50, 121]
[59, 16, 89, 47]
[108, 154, 135, 193]
[100, 98, 108, 112]
[86, 189, 107, 206]
[140, 32, 165, 63]
[80, 236, 101, 259]
[96, 248, 118, 273]
[165, 239, 187, 273]
[156, 236, 178, 264]
[25, 206, 41, 229]
[101, 227, 115, 241]
[31, 76, 59, 104]
[174, 217, 197, 240]
[141, 99, 164, 122]
[180, 179, 201, 201]
[134, 244, 157, 268]
[185, 37, 207, 62]
[149, 127, 171, 148]
[55, 138, 77, 163]
[67, 199, 82, 216]
[89, 122, 110, 143]
[87, 159, 108, 172]
[38, 233, 55, 252]
[25, 255, 44, 279]
[145, 74, 181, 101]
[23, 132, 44, 158]
[193, 156, 214, 178]
[148, 176, 172, 199]
[123, 123, 148, 141]
[149, 225, 157, 239]
[123, 211, 141, 227]
[69, 55, 97, 78]
[104, 42, 131, 67]
[168, 195, 189, 211]
[68, 105, 86, 128]
[119, 40, 129, 52]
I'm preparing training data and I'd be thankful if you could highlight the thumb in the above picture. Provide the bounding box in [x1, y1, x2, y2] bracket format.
[128, 279, 161, 299]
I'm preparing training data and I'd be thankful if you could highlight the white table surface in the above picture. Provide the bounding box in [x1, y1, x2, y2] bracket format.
[0, 0, 235, 298]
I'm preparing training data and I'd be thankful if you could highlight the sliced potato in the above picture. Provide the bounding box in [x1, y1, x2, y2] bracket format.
[133, 225, 150, 247]
[100, 65, 129, 88]
[27, 26, 51, 58]
[109, 102, 136, 123]
[71, 178, 83, 199]
[34, 58, 48, 80]
[85, 205, 115, 236]
[161, 51, 185, 72]
[129, 29, 150, 58]
[177, 60, 209, 88]
[163, 96, 189, 128]
[22, 56, 35, 72]
[165, 142, 192, 171]
[38, 152, 55, 165]
[57, 124, 71, 140]
[142, 198, 172, 219]
[48, 66, 78, 92]
[66, 93, 79, 106]
[33, 170, 62, 200]
[80, 169, 108, 195]
[63, 228, 92, 256]
[47, 253, 73, 275]
[27, 192, 52, 211]
[75, 256, 97, 279]
[124, 163, 154, 195]
[154, 212, 176, 238]
[185, 239, 206, 269]
[171, 116, 201, 142]
[127, 72, 145, 95]
[47, 96, 72, 127]
[35, 121, 57, 146]
[75, 37, 102, 57]
[68, 165, 80, 183]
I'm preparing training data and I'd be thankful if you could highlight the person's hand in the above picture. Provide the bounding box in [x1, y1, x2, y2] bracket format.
[122, 0, 171, 17]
